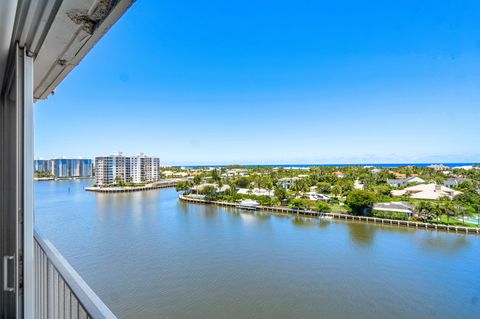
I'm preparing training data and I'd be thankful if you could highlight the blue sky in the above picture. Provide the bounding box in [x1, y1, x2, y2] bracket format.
[35, 0, 480, 165]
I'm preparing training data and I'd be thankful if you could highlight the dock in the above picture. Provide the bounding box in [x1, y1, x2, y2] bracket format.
[85, 180, 179, 193]
[179, 195, 480, 235]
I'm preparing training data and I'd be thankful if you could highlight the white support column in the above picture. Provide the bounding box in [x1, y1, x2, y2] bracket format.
[8, 43, 35, 319]
[22, 47, 34, 319]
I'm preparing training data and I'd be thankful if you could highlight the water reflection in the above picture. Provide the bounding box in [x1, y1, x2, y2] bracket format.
[346, 222, 377, 246]
[416, 233, 470, 253]
[292, 216, 319, 228]
[34, 181, 480, 319]
[96, 191, 161, 222]
[202, 205, 220, 219]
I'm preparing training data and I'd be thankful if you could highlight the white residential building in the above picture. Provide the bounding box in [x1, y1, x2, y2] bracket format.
[372, 202, 414, 217]
[95, 152, 160, 186]
[278, 177, 301, 190]
[387, 176, 425, 188]
[444, 177, 468, 188]
[237, 188, 274, 197]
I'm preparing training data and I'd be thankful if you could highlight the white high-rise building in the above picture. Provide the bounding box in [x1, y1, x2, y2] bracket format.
[95, 152, 160, 186]
[34, 158, 93, 177]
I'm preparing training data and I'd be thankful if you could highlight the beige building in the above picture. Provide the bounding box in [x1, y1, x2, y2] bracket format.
[391, 183, 462, 200]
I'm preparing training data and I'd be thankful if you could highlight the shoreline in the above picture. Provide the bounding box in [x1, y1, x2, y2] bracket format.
[85, 180, 181, 193]
[179, 162, 479, 169]
[179, 195, 480, 235]
[35, 176, 93, 181]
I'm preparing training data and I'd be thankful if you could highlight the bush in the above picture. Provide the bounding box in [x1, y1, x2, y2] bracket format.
[314, 201, 331, 213]
[290, 198, 308, 210]
[346, 190, 377, 216]
[200, 185, 217, 197]
[372, 210, 408, 220]
[235, 177, 251, 188]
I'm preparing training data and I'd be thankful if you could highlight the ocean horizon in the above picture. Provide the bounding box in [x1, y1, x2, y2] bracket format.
[179, 162, 479, 169]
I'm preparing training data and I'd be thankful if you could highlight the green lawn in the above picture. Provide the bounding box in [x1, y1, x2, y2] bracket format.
[430, 215, 479, 228]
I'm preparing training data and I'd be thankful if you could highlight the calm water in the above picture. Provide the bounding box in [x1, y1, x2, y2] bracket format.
[35, 180, 480, 319]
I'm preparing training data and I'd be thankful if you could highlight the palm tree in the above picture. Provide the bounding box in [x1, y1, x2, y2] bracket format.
[415, 201, 432, 222]
[331, 185, 342, 198]
[443, 201, 457, 225]
[438, 197, 462, 225]
[431, 202, 444, 223]
[458, 205, 467, 224]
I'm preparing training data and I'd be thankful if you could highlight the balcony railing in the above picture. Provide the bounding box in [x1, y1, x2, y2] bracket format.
[34, 231, 117, 319]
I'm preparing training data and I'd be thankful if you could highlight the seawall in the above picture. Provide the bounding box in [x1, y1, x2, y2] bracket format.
[179, 195, 480, 235]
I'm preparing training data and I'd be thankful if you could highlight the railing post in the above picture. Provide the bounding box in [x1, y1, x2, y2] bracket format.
[22, 46, 35, 319]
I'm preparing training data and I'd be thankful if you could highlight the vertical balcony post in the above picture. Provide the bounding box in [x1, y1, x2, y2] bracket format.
[20, 45, 35, 319]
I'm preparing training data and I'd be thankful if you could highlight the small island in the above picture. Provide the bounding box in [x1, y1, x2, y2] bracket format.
[86, 176, 185, 193]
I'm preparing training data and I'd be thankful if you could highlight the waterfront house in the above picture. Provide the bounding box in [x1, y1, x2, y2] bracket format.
[372, 202, 414, 217]
[192, 183, 230, 193]
[391, 183, 462, 200]
[237, 188, 274, 197]
[305, 192, 330, 202]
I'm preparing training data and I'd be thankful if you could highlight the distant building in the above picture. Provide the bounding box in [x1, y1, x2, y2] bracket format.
[34, 158, 93, 177]
[237, 188, 273, 197]
[392, 172, 407, 179]
[354, 180, 364, 190]
[305, 192, 330, 202]
[95, 152, 160, 186]
[444, 177, 467, 188]
[191, 183, 230, 193]
[428, 164, 448, 171]
[278, 177, 301, 190]
[452, 165, 474, 170]
[333, 171, 345, 178]
[34, 159, 51, 173]
[386, 176, 425, 188]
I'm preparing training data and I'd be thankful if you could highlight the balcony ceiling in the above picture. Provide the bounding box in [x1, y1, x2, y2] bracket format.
[0, 0, 135, 100]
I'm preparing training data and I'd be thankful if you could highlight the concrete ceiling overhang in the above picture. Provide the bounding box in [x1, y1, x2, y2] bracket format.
[0, 0, 135, 100]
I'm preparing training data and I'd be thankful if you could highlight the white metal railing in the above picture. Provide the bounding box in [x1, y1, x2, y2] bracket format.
[34, 231, 117, 319]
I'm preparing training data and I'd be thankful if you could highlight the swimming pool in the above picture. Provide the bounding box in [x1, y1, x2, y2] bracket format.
[463, 217, 480, 225]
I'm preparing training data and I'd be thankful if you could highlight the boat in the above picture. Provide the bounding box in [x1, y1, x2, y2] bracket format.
[237, 199, 260, 210]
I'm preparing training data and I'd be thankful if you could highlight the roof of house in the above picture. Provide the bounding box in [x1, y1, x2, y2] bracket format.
[237, 188, 273, 196]
[278, 177, 300, 182]
[444, 177, 467, 184]
[391, 183, 462, 200]
[428, 164, 448, 170]
[373, 202, 413, 213]
[387, 176, 425, 185]
[387, 179, 404, 184]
